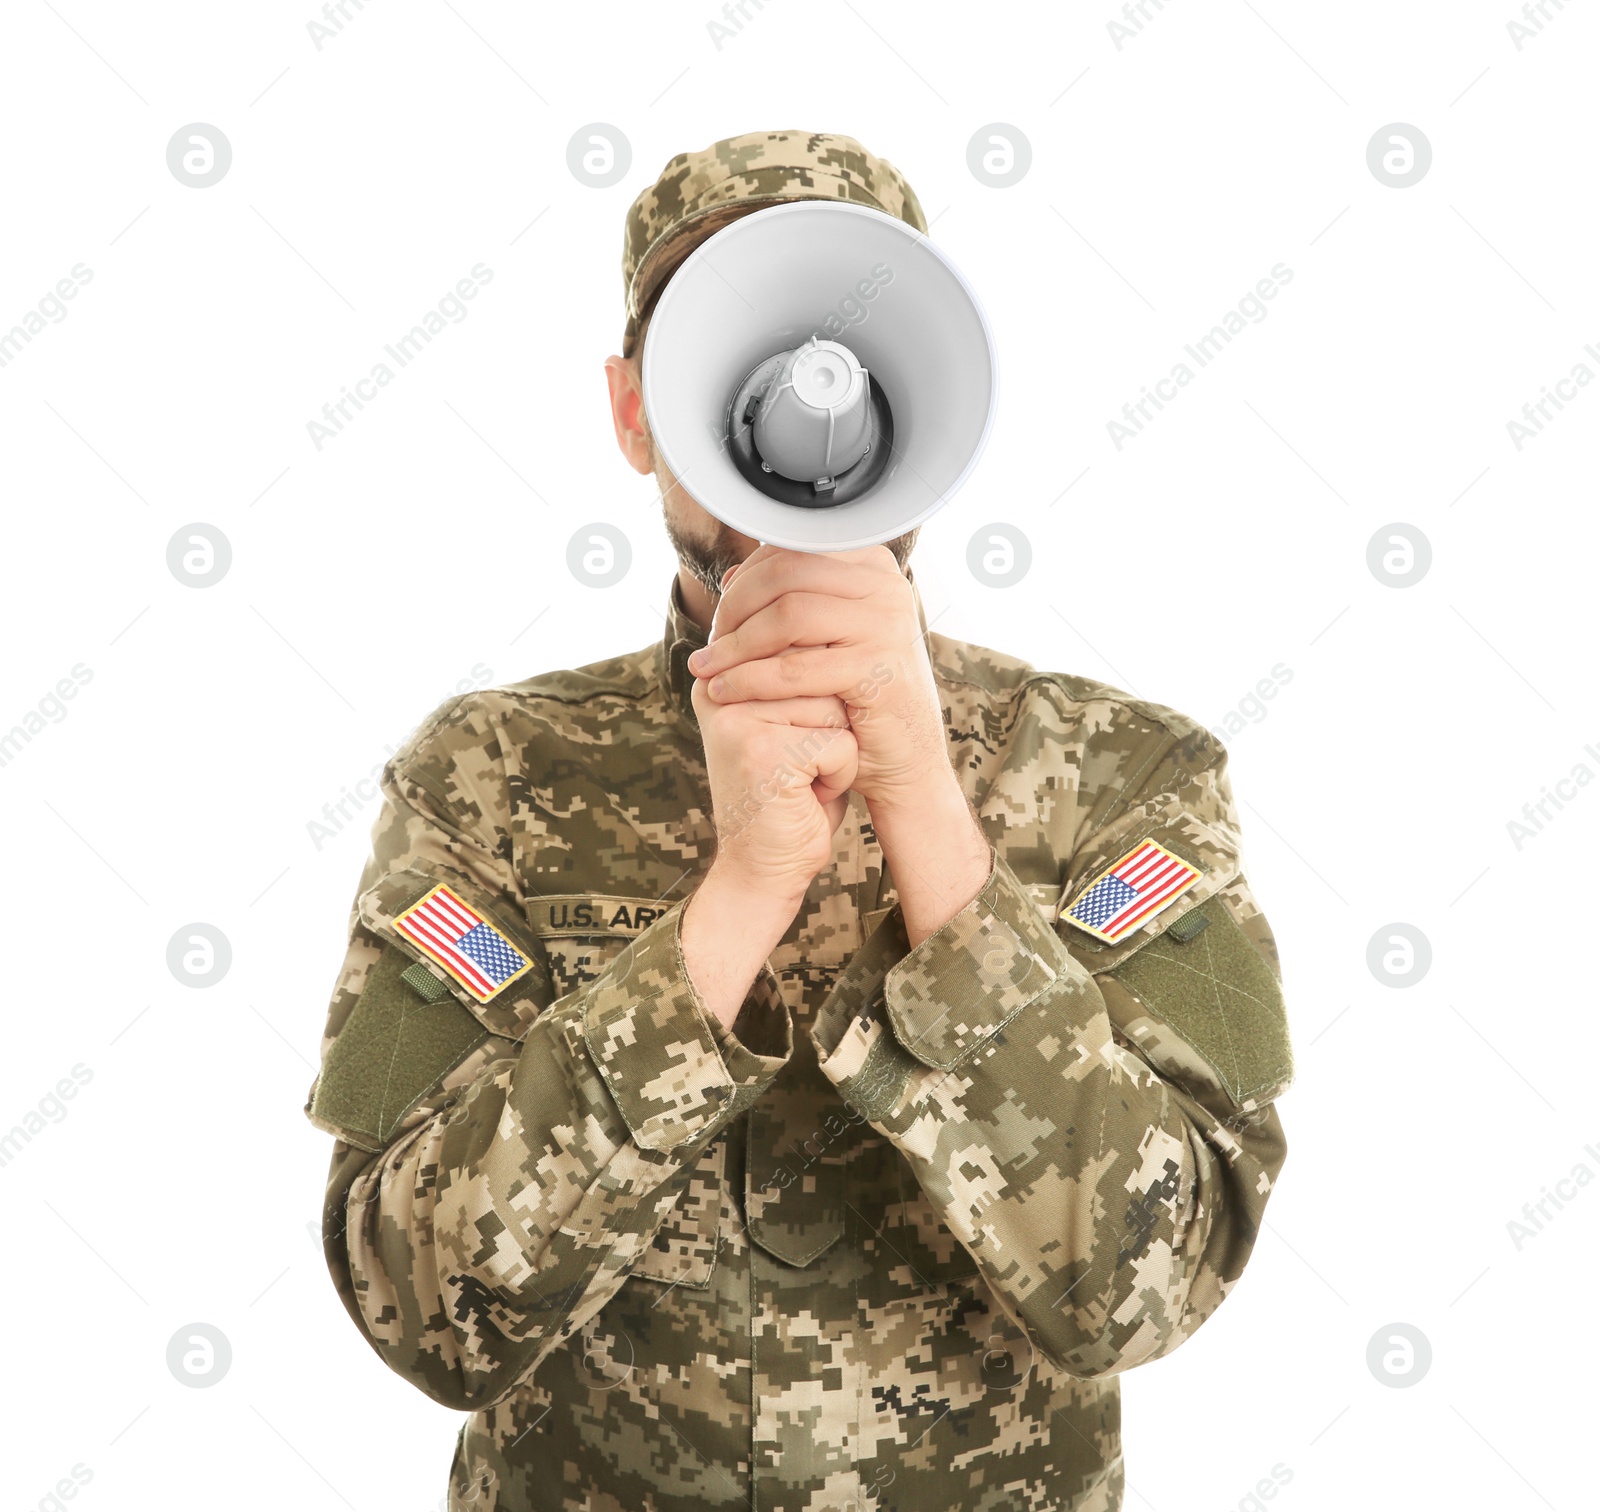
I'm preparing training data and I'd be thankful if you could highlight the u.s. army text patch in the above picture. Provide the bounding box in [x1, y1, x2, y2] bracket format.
[529, 895, 673, 937]
[1061, 839, 1201, 945]
[393, 883, 534, 1003]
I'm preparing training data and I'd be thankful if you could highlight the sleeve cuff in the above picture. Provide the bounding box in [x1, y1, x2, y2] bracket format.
[583, 899, 792, 1151]
[814, 846, 1064, 1078]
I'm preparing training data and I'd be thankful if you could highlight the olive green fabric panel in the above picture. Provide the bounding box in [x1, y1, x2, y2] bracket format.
[312, 943, 489, 1150]
[1109, 894, 1292, 1106]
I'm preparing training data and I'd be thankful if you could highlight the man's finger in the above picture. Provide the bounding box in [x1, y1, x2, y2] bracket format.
[738, 693, 852, 728]
[703, 649, 863, 704]
[711, 547, 892, 642]
[811, 730, 860, 808]
[693, 594, 872, 679]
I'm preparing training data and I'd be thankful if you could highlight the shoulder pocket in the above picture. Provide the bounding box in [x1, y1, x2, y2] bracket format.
[309, 940, 490, 1151]
[1107, 893, 1293, 1109]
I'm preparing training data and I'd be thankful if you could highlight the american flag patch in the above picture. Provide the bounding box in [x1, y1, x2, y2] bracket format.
[1061, 840, 1201, 945]
[392, 883, 534, 1003]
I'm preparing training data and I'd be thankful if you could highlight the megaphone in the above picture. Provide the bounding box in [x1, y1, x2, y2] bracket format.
[640, 201, 996, 554]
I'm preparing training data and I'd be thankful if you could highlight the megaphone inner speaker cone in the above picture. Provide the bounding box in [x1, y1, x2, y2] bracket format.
[726, 346, 895, 508]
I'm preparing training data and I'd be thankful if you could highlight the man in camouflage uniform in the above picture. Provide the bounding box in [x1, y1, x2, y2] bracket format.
[305, 130, 1294, 1511]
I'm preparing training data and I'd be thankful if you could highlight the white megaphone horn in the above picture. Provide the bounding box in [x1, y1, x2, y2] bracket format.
[640, 201, 997, 554]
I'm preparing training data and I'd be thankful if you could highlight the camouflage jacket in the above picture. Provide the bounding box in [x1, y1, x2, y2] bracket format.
[305, 570, 1294, 1512]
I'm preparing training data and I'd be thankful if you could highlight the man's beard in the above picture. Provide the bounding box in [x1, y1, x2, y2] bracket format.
[662, 494, 919, 600]
[663, 508, 746, 599]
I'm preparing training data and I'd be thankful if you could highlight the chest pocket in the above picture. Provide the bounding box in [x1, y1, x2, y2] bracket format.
[631, 1135, 727, 1288]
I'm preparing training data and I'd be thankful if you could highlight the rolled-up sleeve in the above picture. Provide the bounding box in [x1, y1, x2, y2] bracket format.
[811, 745, 1293, 1379]
[308, 695, 793, 1410]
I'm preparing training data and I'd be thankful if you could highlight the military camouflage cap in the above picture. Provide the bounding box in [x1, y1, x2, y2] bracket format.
[621, 129, 928, 357]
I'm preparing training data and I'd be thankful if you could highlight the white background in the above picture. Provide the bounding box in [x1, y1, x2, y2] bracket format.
[1, 3, 1595, 1509]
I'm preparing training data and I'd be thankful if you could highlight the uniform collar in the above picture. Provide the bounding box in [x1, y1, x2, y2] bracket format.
[657, 562, 931, 726]
[658, 576, 710, 726]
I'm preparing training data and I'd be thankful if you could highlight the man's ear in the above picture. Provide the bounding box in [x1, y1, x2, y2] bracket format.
[604, 354, 653, 477]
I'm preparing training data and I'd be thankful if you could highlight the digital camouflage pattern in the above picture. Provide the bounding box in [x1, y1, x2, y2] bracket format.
[621, 129, 928, 357]
[306, 570, 1294, 1511]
